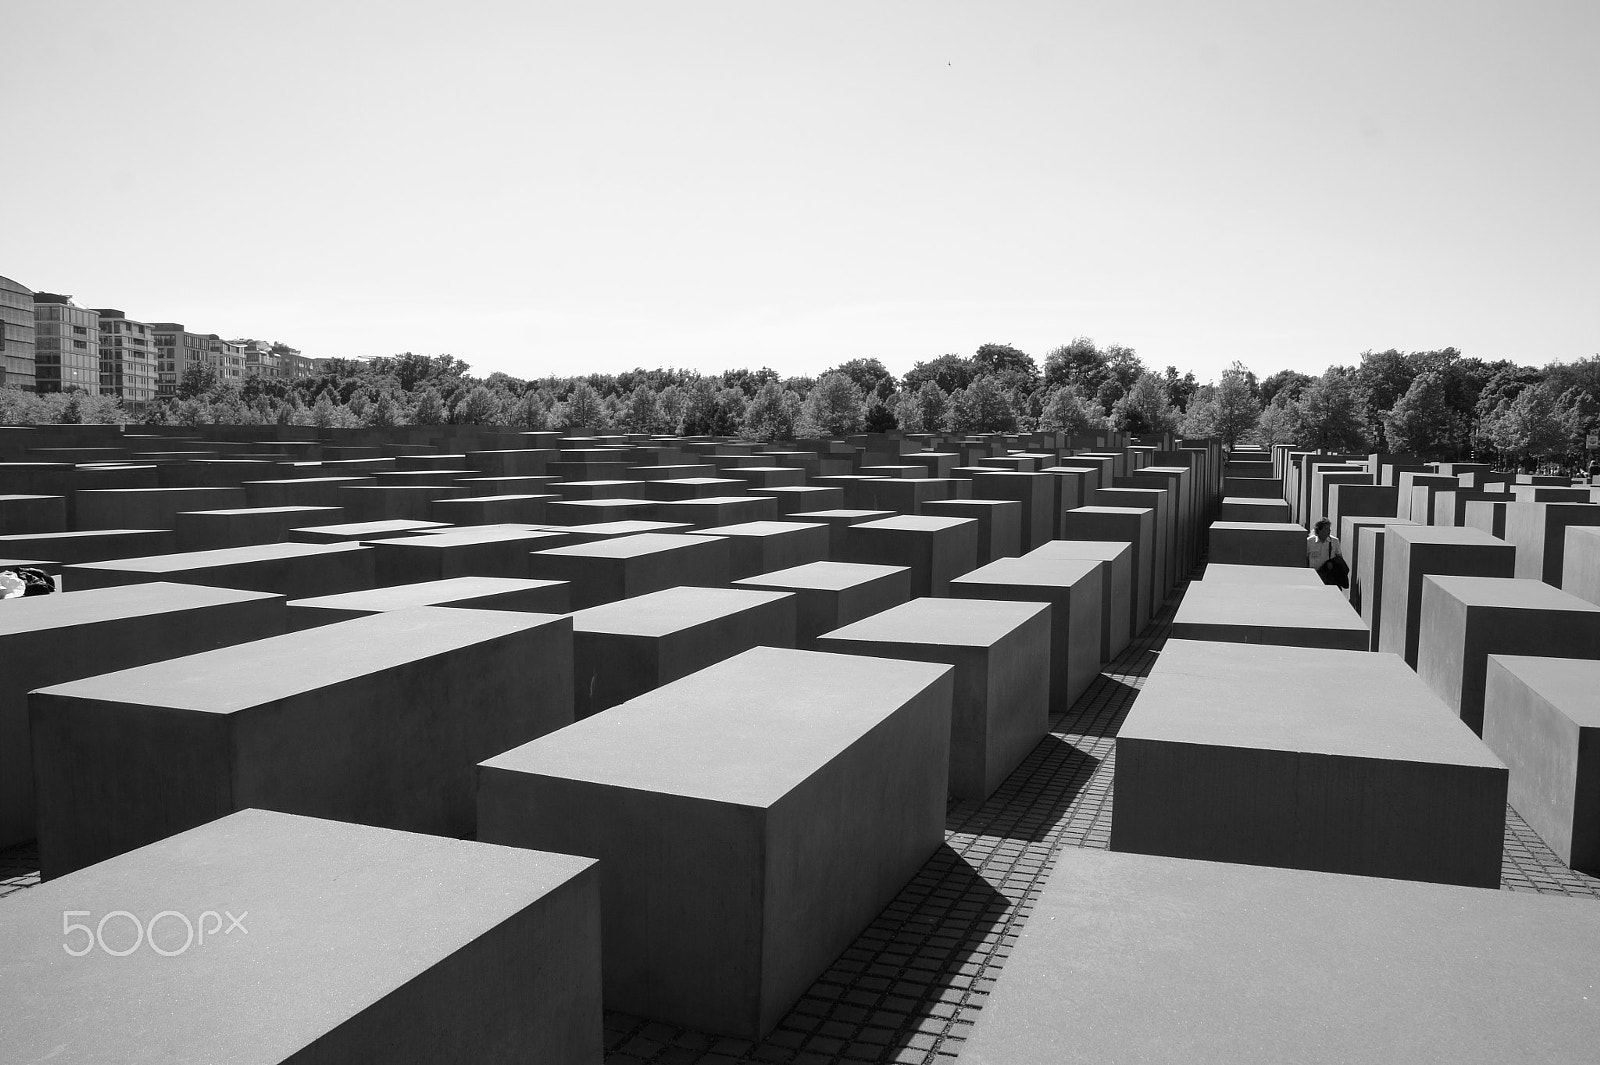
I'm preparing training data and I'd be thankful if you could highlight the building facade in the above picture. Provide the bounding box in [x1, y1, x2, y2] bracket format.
[31, 293, 101, 394]
[238, 340, 282, 379]
[0, 275, 38, 391]
[94, 309, 158, 407]
[151, 323, 213, 397]
[208, 336, 246, 383]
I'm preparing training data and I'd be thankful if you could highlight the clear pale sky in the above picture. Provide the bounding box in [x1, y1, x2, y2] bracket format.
[6, 1, 1596, 385]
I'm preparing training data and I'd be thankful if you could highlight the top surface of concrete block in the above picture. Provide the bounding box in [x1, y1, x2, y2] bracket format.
[1426, 574, 1600, 612]
[0, 808, 593, 1065]
[1391, 524, 1509, 548]
[294, 518, 450, 537]
[1026, 539, 1132, 562]
[570, 585, 793, 638]
[0, 581, 280, 637]
[289, 577, 567, 613]
[699, 520, 827, 537]
[1197, 564, 1323, 586]
[77, 541, 369, 573]
[1210, 520, 1305, 534]
[536, 532, 724, 560]
[823, 595, 1048, 648]
[855, 515, 975, 533]
[1123, 639, 1500, 767]
[36, 606, 563, 712]
[480, 646, 951, 808]
[953, 555, 1102, 589]
[379, 527, 562, 548]
[1489, 654, 1600, 728]
[958, 846, 1600, 1065]
[732, 560, 906, 592]
[563, 520, 693, 537]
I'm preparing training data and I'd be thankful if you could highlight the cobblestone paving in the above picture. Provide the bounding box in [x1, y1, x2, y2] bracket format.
[1, 566, 1597, 1065]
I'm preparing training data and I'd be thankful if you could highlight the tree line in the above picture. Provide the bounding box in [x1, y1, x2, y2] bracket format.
[4, 342, 1595, 469]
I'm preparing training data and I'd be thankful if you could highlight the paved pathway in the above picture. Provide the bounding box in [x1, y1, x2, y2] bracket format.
[2, 565, 1596, 1064]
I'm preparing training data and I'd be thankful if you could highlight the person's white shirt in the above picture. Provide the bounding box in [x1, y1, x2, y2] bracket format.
[1307, 534, 1341, 569]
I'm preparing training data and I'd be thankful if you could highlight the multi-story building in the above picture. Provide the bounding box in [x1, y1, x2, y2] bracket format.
[279, 348, 318, 380]
[151, 323, 214, 397]
[208, 336, 246, 383]
[238, 340, 282, 379]
[31, 293, 101, 394]
[0, 275, 37, 391]
[94, 309, 159, 407]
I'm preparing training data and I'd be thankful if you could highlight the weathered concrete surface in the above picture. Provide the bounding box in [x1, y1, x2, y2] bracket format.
[0, 809, 602, 1065]
[477, 647, 952, 1039]
[819, 597, 1048, 800]
[369, 526, 564, 584]
[958, 847, 1600, 1065]
[569, 585, 797, 718]
[734, 561, 910, 647]
[1206, 521, 1307, 568]
[1112, 639, 1506, 887]
[1218, 497, 1291, 522]
[0, 582, 286, 848]
[1484, 655, 1600, 874]
[31, 606, 573, 877]
[1415, 575, 1600, 735]
[1024, 539, 1132, 659]
[1172, 576, 1369, 651]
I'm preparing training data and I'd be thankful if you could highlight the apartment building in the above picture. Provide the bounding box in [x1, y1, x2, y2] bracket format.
[151, 323, 213, 397]
[0, 274, 37, 390]
[94, 309, 159, 406]
[31, 293, 101, 394]
[209, 336, 246, 383]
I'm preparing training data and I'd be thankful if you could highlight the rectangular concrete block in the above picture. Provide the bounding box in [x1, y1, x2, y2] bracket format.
[698, 520, 829, 580]
[1173, 575, 1369, 651]
[288, 576, 571, 629]
[429, 493, 555, 526]
[787, 509, 895, 557]
[1415, 575, 1600, 735]
[1095, 486, 1172, 603]
[1464, 497, 1513, 539]
[970, 471, 1054, 552]
[1378, 525, 1517, 667]
[1062, 507, 1154, 637]
[1025, 539, 1132, 660]
[528, 532, 732, 609]
[734, 561, 911, 648]
[749, 485, 846, 515]
[1503, 501, 1600, 586]
[570, 585, 797, 718]
[1483, 655, 1600, 873]
[1112, 639, 1506, 887]
[921, 498, 1023, 562]
[1563, 525, 1600, 607]
[74, 486, 247, 531]
[1207, 521, 1307, 568]
[477, 647, 951, 1039]
[818, 596, 1048, 800]
[174, 505, 344, 551]
[950, 556, 1104, 708]
[838, 515, 978, 597]
[654, 495, 778, 528]
[65, 541, 376, 599]
[336, 483, 471, 521]
[370, 526, 565, 585]
[0, 582, 287, 848]
[1218, 497, 1291, 522]
[0, 528, 176, 564]
[958, 847, 1600, 1065]
[0, 808, 602, 1065]
[0, 494, 66, 535]
[1341, 517, 1416, 617]
[289, 517, 451, 542]
[31, 606, 574, 877]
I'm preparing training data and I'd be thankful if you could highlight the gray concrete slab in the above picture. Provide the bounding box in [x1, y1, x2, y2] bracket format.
[958, 847, 1600, 1065]
[1503, 501, 1600, 586]
[477, 646, 952, 1040]
[1206, 520, 1307, 568]
[65, 541, 375, 599]
[734, 561, 910, 648]
[569, 585, 797, 718]
[1563, 525, 1600, 607]
[527, 532, 731, 609]
[839, 515, 978, 597]
[1218, 497, 1291, 522]
[1379, 525, 1517, 667]
[174, 505, 345, 551]
[287, 576, 571, 628]
[1023, 539, 1132, 659]
[428, 492, 554, 526]
[31, 606, 573, 877]
[950, 556, 1104, 708]
[818, 597, 1048, 800]
[654, 495, 779, 528]
[1062, 506, 1154, 635]
[919, 498, 1022, 562]
[0, 808, 601, 1065]
[369, 526, 565, 584]
[1416, 575, 1600, 735]
[698, 520, 830, 580]
[0, 528, 176, 564]
[1113, 638, 1506, 886]
[1172, 575, 1368, 650]
[1485, 655, 1600, 874]
[289, 517, 450, 542]
[0, 582, 286, 848]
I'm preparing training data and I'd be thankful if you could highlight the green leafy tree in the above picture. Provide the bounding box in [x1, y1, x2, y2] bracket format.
[1298, 369, 1369, 452]
[863, 391, 898, 432]
[1042, 337, 1108, 396]
[1112, 372, 1178, 434]
[1037, 385, 1100, 434]
[1258, 369, 1313, 408]
[656, 384, 687, 435]
[412, 387, 447, 425]
[1483, 384, 1567, 463]
[944, 375, 1016, 433]
[1382, 371, 1456, 458]
[743, 381, 803, 442]
[1211, 362, 1261, 446]
[901, 353, 978, 396]
[1162, 366, 1201, 411]
[557, 382, 605, 430]
[825, 358, 897, 400]
[1255, 395, 1304, 445]
[803, 372, 866, 436]
[453, 385, 505, 425]
[510, 390, 551, 429]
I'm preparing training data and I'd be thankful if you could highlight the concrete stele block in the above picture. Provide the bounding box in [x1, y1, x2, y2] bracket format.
[1483, 654, 1600, 873]
[1562, 525, 1600, 607]
[697, 520, 829, 580]
[1378, 524, 1517, 667]
[477, 646, 952, 1039]
[31, 606, 575, 877]
[1172, 575, 1369, 651]
[839, 515, 979, 597]
[1415, 575, 1600, 734]
[1061, 506, 1154, 636]
[1503, 501, 1600, 586]
[0, 809, 602, 1065]
[733, 561, 911, 647]
[1207, 521, 1307, 568]
[287, 576, 571, 629]
[1218, 497, 1291, 522]
[569, 585, 797, 718]
[957, 847, 1600, 1065]
[369, 526, 565, 585]
[918, 498, 1023, 562]
[64, 541, 376, 599]
[1111, 639, 1506, 887]
[0, 582, 287, 849]
[818, 596, 1049, 800]
[949, 556, 1104, 708]
[527, 532, 732, 609]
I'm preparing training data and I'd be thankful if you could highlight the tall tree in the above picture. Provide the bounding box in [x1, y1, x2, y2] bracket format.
[945, 375, 1017, 433]
[1111, 372, 1178, 434]
[1037, 385, 1100, 434]
[1299, 369, 1369, 452]
[1381, 372, 1456, 457]
[803, 372, 866, 436]
[901, 353, 978, 395]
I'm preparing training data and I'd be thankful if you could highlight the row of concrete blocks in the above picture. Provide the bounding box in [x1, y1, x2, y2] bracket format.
[2, 524, 1146, 1059]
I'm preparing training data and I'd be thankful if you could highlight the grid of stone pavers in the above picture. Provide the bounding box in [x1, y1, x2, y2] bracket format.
[2, 564, 1598, 1064]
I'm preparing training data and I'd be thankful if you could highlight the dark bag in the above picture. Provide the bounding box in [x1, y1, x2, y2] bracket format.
[1, 567, 55, 597]
[1316, 555, 1349, 590]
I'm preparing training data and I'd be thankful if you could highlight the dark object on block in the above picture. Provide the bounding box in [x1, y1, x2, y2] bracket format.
[0, 567, 54, 598]
[1317, 555, 1350, 589]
